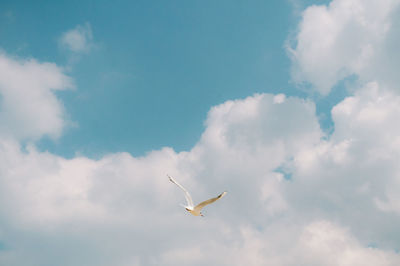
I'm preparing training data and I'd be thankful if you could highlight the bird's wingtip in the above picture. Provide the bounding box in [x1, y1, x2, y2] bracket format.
[167, 174, 174, 183]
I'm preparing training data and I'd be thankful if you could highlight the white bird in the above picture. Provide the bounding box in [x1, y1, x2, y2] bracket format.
[168, 174, 227, 217]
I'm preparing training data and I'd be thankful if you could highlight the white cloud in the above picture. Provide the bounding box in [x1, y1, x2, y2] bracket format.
[0, 52, 73, 141]
[293, 221, 400, 266]
[158, 220, 400, 266]
[0, 93, 321, 227]
[289, 0, 400, 94]
[287, 81, 400, 249]
[1, 88, 400, 265]
[1, 1, 400, 265]
[330, 82, 400, 217]
[0, 93, 321, 265]
[59, 23, 93, 53]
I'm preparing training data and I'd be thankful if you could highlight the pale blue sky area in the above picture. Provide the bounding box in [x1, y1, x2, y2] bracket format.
[0, 0, 335, 158]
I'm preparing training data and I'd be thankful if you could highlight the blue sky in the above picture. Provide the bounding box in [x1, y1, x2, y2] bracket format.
[1, 0, 309, 157]
[1, 0, 400, 265]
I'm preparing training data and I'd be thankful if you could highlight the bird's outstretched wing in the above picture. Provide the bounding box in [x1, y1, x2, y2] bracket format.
[194, 191, 227, 212]
[167, 174, 194, 209]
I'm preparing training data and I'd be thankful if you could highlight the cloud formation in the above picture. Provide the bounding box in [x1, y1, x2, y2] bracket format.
[1, 87, 400, 265]
[0, 53, 73, 141]
[59, 23, 94, 54]
[290, 0, 400, 94]
[1, 0, 400, 265]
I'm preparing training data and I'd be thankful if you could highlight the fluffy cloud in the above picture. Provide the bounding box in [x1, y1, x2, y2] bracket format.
[330, 82, 400, 217]
[159, 221, 400, 266]
[1, 92, 320, 221]
[287, 82, 400, 249]
[290, 0, 400, 94]
[59, 23, 93, 53]
[1, 88, 400, 265]
[292, 221, 400, 266]
[0, 52, 73, 140]
[1, 0, 400, 265]
[187, 94, 322, 222]
[0, 92, 320, 265]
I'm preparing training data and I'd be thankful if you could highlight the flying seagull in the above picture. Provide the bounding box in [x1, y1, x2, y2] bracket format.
[167, 174, 226, 216]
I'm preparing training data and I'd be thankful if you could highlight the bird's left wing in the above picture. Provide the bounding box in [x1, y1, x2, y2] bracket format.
[194, 191, 227, 212]
[167, 174, 194, 208]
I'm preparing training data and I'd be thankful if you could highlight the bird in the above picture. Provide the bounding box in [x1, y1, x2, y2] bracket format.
[167, 174, 226, 217]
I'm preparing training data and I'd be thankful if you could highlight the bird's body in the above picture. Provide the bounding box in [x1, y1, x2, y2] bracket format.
[168, 174, 226, 216]
[186, 208, 201, 217]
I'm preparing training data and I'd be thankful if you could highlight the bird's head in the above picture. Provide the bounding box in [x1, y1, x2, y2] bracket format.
[185, 208, 190, 212]
[200, 212, 204, 217]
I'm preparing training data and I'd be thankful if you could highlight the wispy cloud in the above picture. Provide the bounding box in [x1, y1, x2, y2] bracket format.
[1, 10, 15, 23]
[59, 23, 94, 54]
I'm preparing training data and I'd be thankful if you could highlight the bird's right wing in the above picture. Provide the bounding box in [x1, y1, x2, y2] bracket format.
[194, 191, 227, 212]
[167, 175, 194, 208]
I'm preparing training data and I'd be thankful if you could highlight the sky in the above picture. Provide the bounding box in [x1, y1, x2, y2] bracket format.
[0, 0, 303, 157]
[0, 0, 400, 265]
